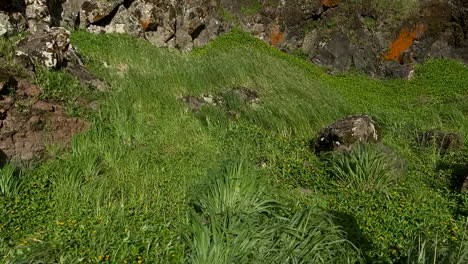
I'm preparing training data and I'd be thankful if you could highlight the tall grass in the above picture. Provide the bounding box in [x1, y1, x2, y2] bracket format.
[328, 144, 403, 191]
[0, 164, 22, 198]
[1, 29, 467, 263]
[186, 162, 361, 264]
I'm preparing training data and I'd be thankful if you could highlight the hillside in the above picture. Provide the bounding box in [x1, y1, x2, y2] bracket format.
[0, 29, 467, 263]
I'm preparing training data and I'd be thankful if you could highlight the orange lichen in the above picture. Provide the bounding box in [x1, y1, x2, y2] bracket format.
[270, 27, 285, 46]
[139, 20, 154, 32]
[323, 0, 341, 7]
[92, 15, 105, 23]
[383, 24, 426, 62]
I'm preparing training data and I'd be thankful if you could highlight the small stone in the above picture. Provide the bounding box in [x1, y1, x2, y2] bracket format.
[420, 130, 464, 153]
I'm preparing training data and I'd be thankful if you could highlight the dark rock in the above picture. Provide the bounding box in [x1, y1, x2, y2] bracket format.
[314, 114, 381, 154]
[420, 130, 464, 152]
[0, 67, 16, 93]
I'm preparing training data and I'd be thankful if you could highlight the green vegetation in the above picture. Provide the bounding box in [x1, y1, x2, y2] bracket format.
[186, 162, 359, 263]
[0, 165, 22, 198]
[240, 1, 262, 15]
[0, 29, 467, 263]
[327, 144, 403, 191]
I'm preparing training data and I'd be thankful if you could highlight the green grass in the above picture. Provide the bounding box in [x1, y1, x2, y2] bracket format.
[0, 29, 467, 263]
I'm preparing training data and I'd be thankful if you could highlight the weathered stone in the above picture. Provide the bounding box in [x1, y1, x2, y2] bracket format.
[314, 114, 381, 154]
[420, 130, 464, 152]
[0, 11, 13, 36]
[25, 0, 50, 31]
[15, 27, 72, 69]
[80, 0, 124, 27]
[59, 0, 85, 28]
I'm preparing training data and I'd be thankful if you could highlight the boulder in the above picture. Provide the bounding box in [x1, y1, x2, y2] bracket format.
[80, 0, 124, 27]
[313, 114, 381, 154]
[15, 27, 72, 69]
[420, 130, 464, 152]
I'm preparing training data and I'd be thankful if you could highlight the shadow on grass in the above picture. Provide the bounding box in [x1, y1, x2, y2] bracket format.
[329, 210, 386, 263]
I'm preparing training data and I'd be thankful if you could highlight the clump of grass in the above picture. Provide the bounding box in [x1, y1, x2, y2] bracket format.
[186, 162, 361, 263]
[404, 230, 468, 264]
[328, 144, 403, 191]
[0, 164, 22, 198]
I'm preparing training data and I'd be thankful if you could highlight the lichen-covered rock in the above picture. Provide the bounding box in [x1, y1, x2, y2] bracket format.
[314, 114, 381, 154]
[80, 0, 124, 27]
[57, 0, 85, 28]
[15, 27, 72, 69]
[25, 0, 50, 31]
[0, 11, 13, 36]
[15, 27, 108, 90]
[420, 130, 464, 152]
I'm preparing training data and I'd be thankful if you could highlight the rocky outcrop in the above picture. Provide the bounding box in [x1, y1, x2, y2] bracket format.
[25, 0, 50, 31]
[15, 27, 107, 90]
[313, 114, 381, 154]
[16, 27, 72, 69]
[0, 68, 90, 167]
[1, 0, 468, 78]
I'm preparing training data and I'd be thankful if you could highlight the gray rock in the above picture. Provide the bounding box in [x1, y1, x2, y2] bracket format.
[15, 27, 107, 90]
[0, 12, 13, 37]
[314, 114, 382, 154]
[80, 0, 124, 27]
[25, 0, 51, 31]
[60, 0, 86, 28]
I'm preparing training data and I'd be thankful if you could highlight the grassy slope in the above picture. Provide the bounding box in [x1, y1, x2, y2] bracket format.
[0, 30, 467, 263]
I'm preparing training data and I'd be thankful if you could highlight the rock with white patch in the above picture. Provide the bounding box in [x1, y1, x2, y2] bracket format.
[15, 27, 108, 90]
[313, 114, 381, 154]
[15, 27, 72, 69]
[25, 0, 51, 31]
[0, 12, 13, 37]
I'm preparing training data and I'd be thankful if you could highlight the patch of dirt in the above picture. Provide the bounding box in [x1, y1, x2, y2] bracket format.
[0, 68, 90, 167]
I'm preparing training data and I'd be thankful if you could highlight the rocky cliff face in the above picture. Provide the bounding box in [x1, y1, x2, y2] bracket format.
[1, 0, 468, 78]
